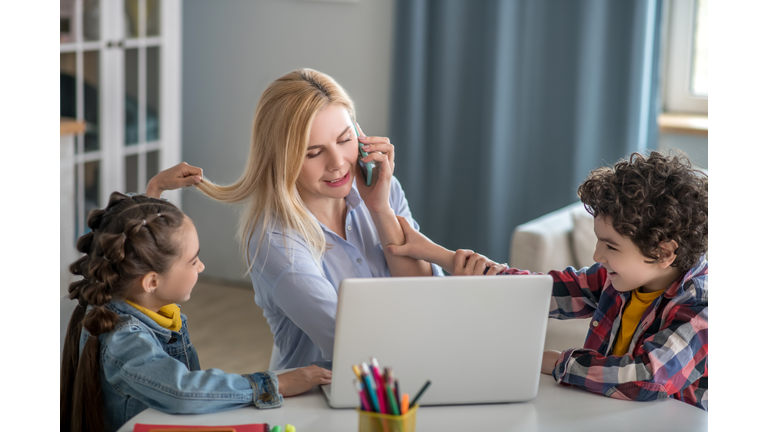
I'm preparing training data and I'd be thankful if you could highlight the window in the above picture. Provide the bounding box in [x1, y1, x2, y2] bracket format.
[663, 0, 708, 114]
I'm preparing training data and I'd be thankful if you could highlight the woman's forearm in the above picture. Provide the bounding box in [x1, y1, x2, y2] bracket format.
[371, 210, 434, 276]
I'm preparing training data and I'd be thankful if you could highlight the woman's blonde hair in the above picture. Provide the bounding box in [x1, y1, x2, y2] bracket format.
[196, 68, 355, 270]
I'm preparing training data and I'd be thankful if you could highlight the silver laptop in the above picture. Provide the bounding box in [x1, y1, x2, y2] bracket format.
[321, 275, 553, 408]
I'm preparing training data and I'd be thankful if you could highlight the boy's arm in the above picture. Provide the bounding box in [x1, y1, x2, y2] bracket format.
[501, 263, 608, 320]
[552, 301, 708, 405]
[385, 216, 455, 269]
[387, 216, 505, 275]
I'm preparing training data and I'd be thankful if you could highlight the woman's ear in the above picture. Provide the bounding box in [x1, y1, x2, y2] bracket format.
[140, 272, 160, 294]
[657, 240, 679, 268]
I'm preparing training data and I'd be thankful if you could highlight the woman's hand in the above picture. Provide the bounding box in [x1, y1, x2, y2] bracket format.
[541, 350, 562, 375]
[451, 249, 508, 276]
[353, 124, 396, 214]
[145, 162, 203, 198]
[276, 365, 332, 397]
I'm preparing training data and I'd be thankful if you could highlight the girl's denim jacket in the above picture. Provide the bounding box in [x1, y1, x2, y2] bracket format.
[78, 300, 281, 432]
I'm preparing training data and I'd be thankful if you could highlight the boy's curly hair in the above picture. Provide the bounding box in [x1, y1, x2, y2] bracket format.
[577, 151, 707, 271]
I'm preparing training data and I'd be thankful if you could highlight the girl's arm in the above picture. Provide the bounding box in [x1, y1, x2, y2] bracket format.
[145, 162, 203, 198]
[103, 325, 332, 414]
[103, 326, 282, 413]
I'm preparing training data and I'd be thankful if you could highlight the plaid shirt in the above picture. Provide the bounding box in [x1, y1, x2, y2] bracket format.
[501, 255, 708, 410]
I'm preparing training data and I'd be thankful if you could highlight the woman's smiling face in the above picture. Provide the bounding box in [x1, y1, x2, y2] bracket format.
[295, 104, 359, 202]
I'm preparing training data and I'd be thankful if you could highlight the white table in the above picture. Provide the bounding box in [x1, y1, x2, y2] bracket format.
[118, 375, 707, 431]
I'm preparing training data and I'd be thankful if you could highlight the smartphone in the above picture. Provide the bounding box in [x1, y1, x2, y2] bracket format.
[351, 115, 374, 186]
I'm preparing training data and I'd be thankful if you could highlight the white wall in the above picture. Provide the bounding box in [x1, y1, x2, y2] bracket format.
[657, 132, 708, 170]
[181, 0, 395, 282]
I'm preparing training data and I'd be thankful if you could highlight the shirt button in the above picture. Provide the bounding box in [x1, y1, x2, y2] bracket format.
[357, 258, 363, 264]
[347, 225, 352, 231]
[259, 393, 272, 402]
[168, 336, 178, 343]
[592, 321, 599, 327]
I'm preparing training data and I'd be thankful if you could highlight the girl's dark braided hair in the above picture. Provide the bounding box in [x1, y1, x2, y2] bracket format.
[60, 192, 185, 432]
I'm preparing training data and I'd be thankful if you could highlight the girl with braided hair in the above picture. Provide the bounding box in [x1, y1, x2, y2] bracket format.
[60, 191, 331, 432]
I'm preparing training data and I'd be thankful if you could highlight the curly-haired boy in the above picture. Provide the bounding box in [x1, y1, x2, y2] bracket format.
[388, 150, 708, 410]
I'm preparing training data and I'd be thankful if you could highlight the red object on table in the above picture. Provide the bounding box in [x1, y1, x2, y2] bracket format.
[133, 423, 269, 432]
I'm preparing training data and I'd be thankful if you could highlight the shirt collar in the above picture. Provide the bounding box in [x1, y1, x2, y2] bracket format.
[663, 254, 708, 299]
[309, 183, 363, 235]
[345, 181, 363, 210]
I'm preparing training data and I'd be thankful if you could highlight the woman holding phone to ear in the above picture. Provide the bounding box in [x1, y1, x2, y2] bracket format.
[147, 69, 502, 369]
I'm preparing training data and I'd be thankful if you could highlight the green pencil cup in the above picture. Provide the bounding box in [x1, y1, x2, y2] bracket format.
[357, 405, 418, 432]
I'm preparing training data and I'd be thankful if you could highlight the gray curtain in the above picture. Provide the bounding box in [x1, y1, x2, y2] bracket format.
[390, 0, 662, 265]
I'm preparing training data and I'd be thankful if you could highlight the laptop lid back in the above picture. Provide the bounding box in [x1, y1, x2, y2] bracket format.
[329, 275, 552, 408]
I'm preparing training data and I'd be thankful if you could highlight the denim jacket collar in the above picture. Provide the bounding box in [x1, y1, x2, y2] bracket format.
[106, 299, 179, 343]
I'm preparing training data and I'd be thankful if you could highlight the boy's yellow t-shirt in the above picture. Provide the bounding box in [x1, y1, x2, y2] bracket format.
[125, 299, 182, 331]
[612, 289, 666, 356]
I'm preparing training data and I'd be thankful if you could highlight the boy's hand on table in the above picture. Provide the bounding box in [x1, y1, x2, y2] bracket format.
[541, 350, 562, 375]
[452, 249, 508, 276]
[146, 162, 203, 198]
[277, 365, 332, 397]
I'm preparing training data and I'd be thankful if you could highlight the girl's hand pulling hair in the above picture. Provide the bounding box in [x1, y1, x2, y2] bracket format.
[146, 162, 204, 198]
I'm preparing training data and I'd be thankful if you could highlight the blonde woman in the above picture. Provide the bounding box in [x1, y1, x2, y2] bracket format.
[148, 69, 443, 369]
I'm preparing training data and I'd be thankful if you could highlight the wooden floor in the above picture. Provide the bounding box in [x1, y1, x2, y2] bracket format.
[181, 277, 273, 374]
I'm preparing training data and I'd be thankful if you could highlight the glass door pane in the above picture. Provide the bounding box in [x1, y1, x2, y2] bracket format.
[60, 0, 76, 43]
[125, 0, 140, 39]
[83, 50, 100, 151]
[147, 150, 160, 182]
[81, 160, 101, 236]
[125, 48, 139, 146]
[125, 154, 139, 193]
[83, 0, 101, 41]
[122, 0, 164, 193]
[147, 0, 161, 36]
[60, 53, 77, 119]
[146, 46, 161, 142]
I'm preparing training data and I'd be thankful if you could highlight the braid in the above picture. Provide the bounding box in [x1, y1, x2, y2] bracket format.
[61, 192, 186, 432]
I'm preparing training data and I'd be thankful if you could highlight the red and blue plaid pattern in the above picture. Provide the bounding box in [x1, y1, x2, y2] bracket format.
[501, 255, 708, 410]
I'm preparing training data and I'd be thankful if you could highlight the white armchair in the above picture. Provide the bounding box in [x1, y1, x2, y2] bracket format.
[509, 202, 596, 352]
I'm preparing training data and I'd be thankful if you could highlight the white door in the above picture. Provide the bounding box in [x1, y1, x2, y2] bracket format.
[60, 0, 181, 295]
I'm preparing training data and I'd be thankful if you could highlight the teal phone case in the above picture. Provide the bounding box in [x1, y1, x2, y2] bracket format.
[352, 116, 373, 186]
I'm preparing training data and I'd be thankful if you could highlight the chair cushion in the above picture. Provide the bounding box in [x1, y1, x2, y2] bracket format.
[570, 205, 597, 269]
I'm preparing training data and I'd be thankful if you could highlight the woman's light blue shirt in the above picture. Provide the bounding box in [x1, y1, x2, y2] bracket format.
[248, 176, 443, 369]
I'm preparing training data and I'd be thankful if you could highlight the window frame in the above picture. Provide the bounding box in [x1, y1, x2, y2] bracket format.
[662, 0, 708, 114]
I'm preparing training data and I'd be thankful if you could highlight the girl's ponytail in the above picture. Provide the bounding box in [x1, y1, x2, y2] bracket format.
[60, 192, 185, 432]
[72, 303, 118, 431]
[60, 295, 86, 431]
